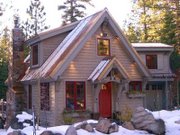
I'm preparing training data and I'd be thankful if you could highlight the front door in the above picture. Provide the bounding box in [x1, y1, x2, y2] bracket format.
[99, 82, 112, 118]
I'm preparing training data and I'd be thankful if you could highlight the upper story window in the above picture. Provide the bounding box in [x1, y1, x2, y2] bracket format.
[32, 45, 39, 66]
[66, 81, 85, 110]
[97, 38, 110, 56]
[146, 55, 157, 69]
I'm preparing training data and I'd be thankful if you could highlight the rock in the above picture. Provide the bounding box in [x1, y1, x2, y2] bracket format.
[108, 124, 119, 134]
[122, 122, 135, 130]
[96, 118, 111, 134]
[76, 121, 94, 132]
[175, 120, 180, 124]
[40, 130, 54, 135]
[89, 122, 97, 128]
[10, 117, 24, 129]
[7, 131, 26, 135]
[147, 119, 165, 135]
[65, 126, 77, 135]
[131, 107, 165, 134]
[54, 133, 63, 135]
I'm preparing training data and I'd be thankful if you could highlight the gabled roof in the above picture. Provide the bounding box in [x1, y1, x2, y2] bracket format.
[21, 8, 151, 82]
[132, 43, 174, 52]
[88, 57, 130, 82]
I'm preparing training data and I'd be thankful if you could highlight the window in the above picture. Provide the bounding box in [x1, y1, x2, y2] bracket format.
[66, 81, 85, 110]
[97, 38, 110, 56]
[40, 83, 50, 111]
[32, 45, 38, 65]
[28, 85, 32, 109]
[146, 55, 157, 69]
[129, 81, 142, 92]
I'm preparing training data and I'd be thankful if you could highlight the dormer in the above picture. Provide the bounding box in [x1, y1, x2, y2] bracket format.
[132, 43, 174, 74]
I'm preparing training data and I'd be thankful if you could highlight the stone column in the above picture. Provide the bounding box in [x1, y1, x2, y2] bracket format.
[5, 17, 25, 128]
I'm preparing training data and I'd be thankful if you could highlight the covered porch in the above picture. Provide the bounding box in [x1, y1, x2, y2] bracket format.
[88, 57, 147, 118]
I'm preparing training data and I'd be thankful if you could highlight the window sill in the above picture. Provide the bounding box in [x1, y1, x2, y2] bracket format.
[126, 91, 145, 98]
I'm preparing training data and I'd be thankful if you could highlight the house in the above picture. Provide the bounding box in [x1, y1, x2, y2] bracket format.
[18, 9, 174, 126]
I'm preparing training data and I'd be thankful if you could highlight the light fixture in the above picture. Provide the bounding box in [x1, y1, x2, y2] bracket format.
[100, 20, 108, 37]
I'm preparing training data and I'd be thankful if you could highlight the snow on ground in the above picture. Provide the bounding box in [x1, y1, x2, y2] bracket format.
[0, 110, 180, 135]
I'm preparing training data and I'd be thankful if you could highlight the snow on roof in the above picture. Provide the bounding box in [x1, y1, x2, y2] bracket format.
[132, 43, 173, 48]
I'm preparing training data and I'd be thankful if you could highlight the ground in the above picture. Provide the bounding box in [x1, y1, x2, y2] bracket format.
[0, 110, 180, 135]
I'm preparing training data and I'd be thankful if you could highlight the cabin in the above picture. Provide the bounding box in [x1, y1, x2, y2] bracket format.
[18, 9, 174, 126]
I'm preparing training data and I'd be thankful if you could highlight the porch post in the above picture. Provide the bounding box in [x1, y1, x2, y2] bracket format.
[165, 77, 169, 109]
[93, 84, 101, 113]
[142, 79, 147, 108]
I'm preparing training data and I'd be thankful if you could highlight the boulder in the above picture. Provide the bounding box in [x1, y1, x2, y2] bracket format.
[7, 131, 26, 135]
[65, 125, 77, 135]
[77, 121, 94, 132]
[122, 122, 135, 130]
[96, 118, 111, 134]
[147, 119, 165, 135]
[131, 107, 165, 134]
[10, 117, 24, 129]
[108, 123, 119, 134]
[40, 130, 54, 135]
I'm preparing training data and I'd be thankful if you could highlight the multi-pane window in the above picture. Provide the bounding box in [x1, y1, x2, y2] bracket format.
[28, 85, 32, 109]
[146, 55, 157, 69]
[32, 45, 38, 65]
[129, 81, 142, 92]
[97, 38, 110, 56]
[66, 81, 85, 110]
[40, 83, 50, 111]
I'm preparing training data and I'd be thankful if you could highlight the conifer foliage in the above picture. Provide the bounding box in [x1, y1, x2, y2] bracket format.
[58, 0, 94, 25]
[21, 0, 49, 39]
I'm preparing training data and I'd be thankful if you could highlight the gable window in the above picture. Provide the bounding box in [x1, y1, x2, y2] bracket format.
[146, 55, 157, 69]
[32, 45, 38, 65]
[129, 81, 142, 92]
[40, 83, 50, 111]
[97, 38, 110, 56]
[66, 81, 85, 110]
[28, 85, 32, 109]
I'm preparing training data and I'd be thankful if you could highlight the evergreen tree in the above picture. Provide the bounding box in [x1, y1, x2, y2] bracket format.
[0, 28, 10, 99]
[21, 0, 49, 39]
[125, 0, 174, 43]
[58, 0, 94, 25]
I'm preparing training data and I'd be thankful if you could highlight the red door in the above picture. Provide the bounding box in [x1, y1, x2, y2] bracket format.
[99, 82, 112, 118]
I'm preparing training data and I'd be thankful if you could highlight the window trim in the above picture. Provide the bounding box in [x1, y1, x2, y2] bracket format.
[146, 54, 158, 69]
[66, 81, 86, 111]
[97, 38, 110, 56]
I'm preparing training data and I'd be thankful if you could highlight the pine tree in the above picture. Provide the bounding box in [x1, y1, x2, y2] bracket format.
[58, 0, 94, 25]
[21, 0, 49, 39]
[0, 28, 10, 99]
[125, 0, 174, 43]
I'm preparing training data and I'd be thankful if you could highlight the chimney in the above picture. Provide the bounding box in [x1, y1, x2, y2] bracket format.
[5, 16, 25, 128]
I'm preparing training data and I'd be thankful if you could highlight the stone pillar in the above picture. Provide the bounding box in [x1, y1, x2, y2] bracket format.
[5, 17, 24, 128]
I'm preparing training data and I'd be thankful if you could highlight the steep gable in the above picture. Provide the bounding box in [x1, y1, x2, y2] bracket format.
[21, 8, 150, 82]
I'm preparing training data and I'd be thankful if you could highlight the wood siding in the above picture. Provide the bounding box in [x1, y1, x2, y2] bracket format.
[25, 82, 57, 126]
[40, 32, 70, 64]
[138, 52, 172, 74]
[61, 26, 142, 80]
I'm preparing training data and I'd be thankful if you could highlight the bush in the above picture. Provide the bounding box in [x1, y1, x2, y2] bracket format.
[117, 106, 132, 123]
